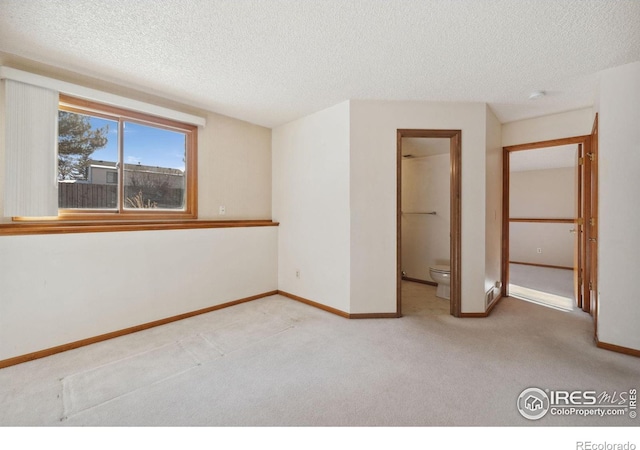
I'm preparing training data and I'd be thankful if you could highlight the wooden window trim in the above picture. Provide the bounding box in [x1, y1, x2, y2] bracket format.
[51, 94, 198, 221]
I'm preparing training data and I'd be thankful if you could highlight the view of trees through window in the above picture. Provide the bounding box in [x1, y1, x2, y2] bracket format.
[57, 107, 187, 211]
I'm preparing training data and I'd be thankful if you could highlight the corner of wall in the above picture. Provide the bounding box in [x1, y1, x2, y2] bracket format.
[484, 105, 502, 304]
[272, 101, 352, 313]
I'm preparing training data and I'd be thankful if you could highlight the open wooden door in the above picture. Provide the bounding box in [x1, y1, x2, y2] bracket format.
[578, 116, 599, 317]
[574, 144, 583, 308]
[579, 138, 591, 314]
[588, 115, 599, 326]
[503, 134, 595, 315]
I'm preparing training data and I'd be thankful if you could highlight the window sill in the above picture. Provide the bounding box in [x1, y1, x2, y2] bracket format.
[0, 219, 279, 236]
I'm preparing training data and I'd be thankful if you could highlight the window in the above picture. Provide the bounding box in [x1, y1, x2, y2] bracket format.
[57, 95, 197, 219]
[106, 171, 118, 184]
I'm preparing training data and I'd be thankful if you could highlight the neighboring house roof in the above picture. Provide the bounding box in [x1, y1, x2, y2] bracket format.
[88, 160, 184, 176]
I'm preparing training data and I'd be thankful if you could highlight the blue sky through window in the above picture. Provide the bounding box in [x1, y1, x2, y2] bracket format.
[88, 117, 186, 171]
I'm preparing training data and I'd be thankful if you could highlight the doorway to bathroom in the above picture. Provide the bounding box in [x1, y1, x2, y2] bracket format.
[502, 129, 598, 330]
[396, 129, 461, 317]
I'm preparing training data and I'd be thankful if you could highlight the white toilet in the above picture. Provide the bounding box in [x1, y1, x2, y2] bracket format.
[429, 265, 451, 299]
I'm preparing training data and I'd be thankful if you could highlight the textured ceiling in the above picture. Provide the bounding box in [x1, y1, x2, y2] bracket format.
[1, 0, 639, 128]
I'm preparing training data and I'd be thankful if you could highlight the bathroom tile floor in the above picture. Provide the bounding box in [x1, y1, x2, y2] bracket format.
[400, 280, 450, 316]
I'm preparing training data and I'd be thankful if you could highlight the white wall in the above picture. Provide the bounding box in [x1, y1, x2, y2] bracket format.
[273, 99, 493, 315]
[401, 153, 450, 282]
[510, 167, 576, 218]
[502, 108, 593, 147]
[0, 226, 278, 361]
[485, 106, 502, 297]
[510, 222, 575, 268]
[272, 101, 351, 313]
[198, 111, 272, 220]
[509, 166, 576, 267]
[350, 100, 488, 314]
[597, 61, 640, 350]
[0, 80, 4, 218]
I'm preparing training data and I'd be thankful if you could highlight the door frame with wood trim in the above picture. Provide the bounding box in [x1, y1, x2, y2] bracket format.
[502, 134, 596, 322]
[397, 129, 462, 317]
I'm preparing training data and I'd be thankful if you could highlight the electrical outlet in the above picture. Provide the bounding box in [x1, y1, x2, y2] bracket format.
[537, 248, 542, 254]
[295, 270, 300, 279]
[219, 205, 226, 215]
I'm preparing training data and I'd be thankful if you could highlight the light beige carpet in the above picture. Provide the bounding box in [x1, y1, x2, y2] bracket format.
[0, 292, 638, 427]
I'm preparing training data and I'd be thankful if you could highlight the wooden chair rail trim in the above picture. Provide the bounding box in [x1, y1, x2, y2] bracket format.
[510, 261, 573, 271]
[0, 290, 279, 369]
[508, 218, 576, 223]
[0, 219, 279, 236]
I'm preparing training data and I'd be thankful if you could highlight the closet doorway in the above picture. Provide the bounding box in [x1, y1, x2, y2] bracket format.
[502, 129, 598, 328]
[506, 144, 579, 311]
[396, 129, 461, 317]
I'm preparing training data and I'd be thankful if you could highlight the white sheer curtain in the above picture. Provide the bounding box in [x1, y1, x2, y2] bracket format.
[4, 79, 58, 217]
